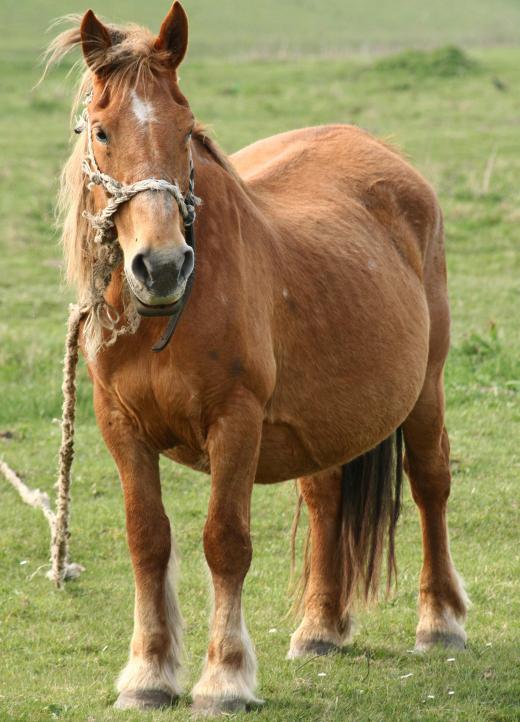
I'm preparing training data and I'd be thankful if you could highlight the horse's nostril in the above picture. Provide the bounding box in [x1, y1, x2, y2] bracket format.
[180, 247, 195, 281]
[131, 252, 151, 286]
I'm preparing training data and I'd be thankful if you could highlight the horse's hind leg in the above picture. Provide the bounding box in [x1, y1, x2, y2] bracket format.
[404, 371, 469, 651]
[288, 469, 351, 658]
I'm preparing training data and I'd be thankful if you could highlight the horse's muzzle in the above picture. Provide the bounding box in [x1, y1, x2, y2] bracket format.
[126, 244, 194, 316]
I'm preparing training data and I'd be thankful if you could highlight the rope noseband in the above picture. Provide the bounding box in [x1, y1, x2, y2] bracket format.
[76, 92, 200, 351]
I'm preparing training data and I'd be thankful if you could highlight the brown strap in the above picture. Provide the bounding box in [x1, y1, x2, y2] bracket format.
[152, 223, 196, 353]
[152, 310, 183, 352]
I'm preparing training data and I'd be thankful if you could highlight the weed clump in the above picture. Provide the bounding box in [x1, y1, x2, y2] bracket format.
[372, 45, 480, 78]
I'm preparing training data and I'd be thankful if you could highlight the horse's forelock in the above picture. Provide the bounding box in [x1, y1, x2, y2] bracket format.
[46, 20, 170, 96]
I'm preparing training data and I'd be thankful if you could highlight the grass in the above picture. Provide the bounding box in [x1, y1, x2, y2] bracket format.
[1, 3, 520, 721]
[5, 0, 520, 57]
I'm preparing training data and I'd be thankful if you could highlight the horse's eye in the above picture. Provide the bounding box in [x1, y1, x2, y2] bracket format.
[185, 130, 192, 143]
[95, 128, 109, 144]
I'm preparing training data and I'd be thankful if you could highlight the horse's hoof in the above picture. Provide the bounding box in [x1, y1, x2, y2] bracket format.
[287, 638, 340, 659]
[114, 688, 177, 710]
[415, 630, 467, 652]
[191, 695, 264, 717]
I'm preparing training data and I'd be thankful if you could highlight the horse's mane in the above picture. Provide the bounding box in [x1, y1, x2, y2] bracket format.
[44, 15, 243, 300]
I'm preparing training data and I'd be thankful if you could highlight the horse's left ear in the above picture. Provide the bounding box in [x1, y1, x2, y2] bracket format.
[155, 2, 189, 70]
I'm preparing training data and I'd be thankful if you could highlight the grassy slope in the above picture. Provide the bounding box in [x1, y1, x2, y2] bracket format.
[1, 3, 520, 722]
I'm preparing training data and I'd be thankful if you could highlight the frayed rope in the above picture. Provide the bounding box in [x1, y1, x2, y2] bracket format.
[0, 304, 88, 588]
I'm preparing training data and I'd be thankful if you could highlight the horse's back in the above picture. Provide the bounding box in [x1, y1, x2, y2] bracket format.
[232, 124, 441, 263]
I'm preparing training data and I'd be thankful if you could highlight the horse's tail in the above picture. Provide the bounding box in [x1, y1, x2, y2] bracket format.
[291, 428, 403, 621]
[337, 427, 404, 610]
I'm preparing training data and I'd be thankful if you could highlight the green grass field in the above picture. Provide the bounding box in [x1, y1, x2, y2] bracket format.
[1, 2, 520, 721]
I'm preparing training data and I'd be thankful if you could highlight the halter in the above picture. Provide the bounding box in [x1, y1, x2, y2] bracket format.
[76, 92, 200, 352]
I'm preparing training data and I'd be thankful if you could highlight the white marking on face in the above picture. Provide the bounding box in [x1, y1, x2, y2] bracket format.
[131, 90, 156, 125]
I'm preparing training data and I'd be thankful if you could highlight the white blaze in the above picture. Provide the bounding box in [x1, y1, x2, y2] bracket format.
[131, 90, 156, 125]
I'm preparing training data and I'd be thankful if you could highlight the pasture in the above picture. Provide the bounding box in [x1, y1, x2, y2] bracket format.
[1, 1, 520, 720]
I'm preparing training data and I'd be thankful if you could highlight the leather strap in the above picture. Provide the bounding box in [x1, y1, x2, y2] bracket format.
[152, 222, 196, 352]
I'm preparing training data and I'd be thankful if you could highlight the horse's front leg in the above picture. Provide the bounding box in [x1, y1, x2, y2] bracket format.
[191, 392, 263, 715]
[95, 392, 183, 710]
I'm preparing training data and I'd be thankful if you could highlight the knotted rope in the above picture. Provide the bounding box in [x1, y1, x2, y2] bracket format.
[49, 303, 88, 586]
[0, 93, 200, 587]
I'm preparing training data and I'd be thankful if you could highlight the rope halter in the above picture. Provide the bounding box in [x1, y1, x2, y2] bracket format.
[73, 91, 201, 359]
[76, 92, 200, 247]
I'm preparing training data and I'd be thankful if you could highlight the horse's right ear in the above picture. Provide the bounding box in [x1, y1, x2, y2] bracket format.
[80, 9, 112, 71]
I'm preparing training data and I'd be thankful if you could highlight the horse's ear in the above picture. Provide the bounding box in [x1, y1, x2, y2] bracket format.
[80, 9, 112, 71]
[154, 2, 189, 70]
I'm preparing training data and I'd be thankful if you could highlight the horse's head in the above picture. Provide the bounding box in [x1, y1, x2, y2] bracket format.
[79, 3, 195, 315]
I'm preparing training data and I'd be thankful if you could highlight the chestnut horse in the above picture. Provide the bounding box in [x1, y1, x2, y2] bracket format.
[47, 3, 468, 714]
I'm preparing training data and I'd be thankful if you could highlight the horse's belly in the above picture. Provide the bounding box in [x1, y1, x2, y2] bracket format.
[255, 422, 320, 483]
[163, 445, 210, 473]
[258, 290, 430, 479]
[255, 368, 420, 484]
[162, 424, 360, 484]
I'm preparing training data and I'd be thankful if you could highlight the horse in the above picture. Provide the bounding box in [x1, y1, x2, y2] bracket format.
[46, 2, 468, 714]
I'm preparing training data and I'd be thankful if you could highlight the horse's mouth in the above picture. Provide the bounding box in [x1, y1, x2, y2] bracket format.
[126, 274, 187, 317]
[134, 296, 183, 317]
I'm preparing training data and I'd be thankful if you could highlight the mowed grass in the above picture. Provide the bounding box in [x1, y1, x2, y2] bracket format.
[1, 3, 520, 721]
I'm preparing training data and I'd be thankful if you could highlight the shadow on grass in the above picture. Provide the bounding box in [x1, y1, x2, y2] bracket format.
[335, 641, 405, 661]
[103, 694, 324, 721]
[243, 696, 322, 720]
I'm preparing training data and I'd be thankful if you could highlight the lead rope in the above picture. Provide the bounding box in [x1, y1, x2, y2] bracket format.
[0, 94, 200, 587]
[50, 303, 88, 587]
[0, 305, 87, 587]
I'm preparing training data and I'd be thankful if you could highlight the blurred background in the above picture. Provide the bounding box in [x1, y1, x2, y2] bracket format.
[0, 2, 519, 721]
[4, 0, 520, 56]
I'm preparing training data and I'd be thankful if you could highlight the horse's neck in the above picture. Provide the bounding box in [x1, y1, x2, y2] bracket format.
[193, 140, 253, 220]
[192, 141, 274, 251]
